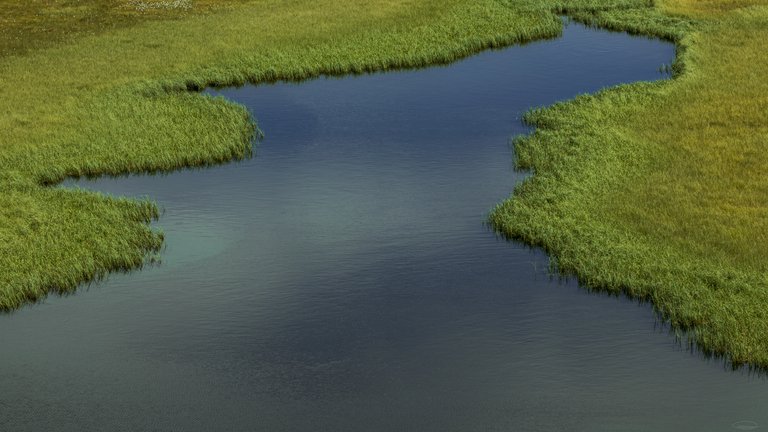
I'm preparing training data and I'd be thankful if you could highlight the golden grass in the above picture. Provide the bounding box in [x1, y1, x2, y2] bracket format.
[659, 0, 768, 17]
[0, 0, 249, 56]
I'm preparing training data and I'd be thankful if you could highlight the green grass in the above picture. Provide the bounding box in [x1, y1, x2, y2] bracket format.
[0, 0, 563, 310]
[1, 0, 767, 367]
[491, 2, 768, 367]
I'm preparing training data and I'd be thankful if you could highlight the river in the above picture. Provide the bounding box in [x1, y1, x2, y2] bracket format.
[2, 22, 765, 432]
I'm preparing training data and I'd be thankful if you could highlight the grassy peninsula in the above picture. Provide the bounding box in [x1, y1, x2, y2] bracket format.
[1, 1, 766, 367]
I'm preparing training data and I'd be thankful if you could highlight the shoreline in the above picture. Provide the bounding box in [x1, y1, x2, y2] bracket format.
[2, 0, 768, 368]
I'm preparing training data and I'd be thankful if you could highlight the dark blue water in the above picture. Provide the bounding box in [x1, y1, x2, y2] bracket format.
[2, 23, 766, 432]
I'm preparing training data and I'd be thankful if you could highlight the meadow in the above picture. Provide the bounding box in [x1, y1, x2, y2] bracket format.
[0, 0, 766, 367]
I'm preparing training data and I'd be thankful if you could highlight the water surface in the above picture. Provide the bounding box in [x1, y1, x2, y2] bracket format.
[2, 23, 766, 432]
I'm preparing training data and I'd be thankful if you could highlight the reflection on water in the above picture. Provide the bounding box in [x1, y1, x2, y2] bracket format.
[1, 23, 765, 432]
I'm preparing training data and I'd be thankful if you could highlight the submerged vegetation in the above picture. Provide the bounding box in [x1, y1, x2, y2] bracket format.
[0, 0, 766, 366]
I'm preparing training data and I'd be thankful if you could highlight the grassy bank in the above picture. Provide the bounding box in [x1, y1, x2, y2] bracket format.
[1, 1, 766, 367]
[491, 1, 768, 367]
[0, 0, 563, 310]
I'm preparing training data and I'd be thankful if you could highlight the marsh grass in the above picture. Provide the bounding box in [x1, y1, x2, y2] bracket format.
[0, 0, 563, 312]
[491, 2, 768, 367]
[2, 0, 767, 368]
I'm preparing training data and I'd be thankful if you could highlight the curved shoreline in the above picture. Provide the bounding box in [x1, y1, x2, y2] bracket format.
[2, 1, 768, 369]
[0, 0, 561, 310]
[491, 6, 768, 368]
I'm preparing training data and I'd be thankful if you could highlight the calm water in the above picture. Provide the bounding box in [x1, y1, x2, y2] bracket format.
[3, 23, 766, 431]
